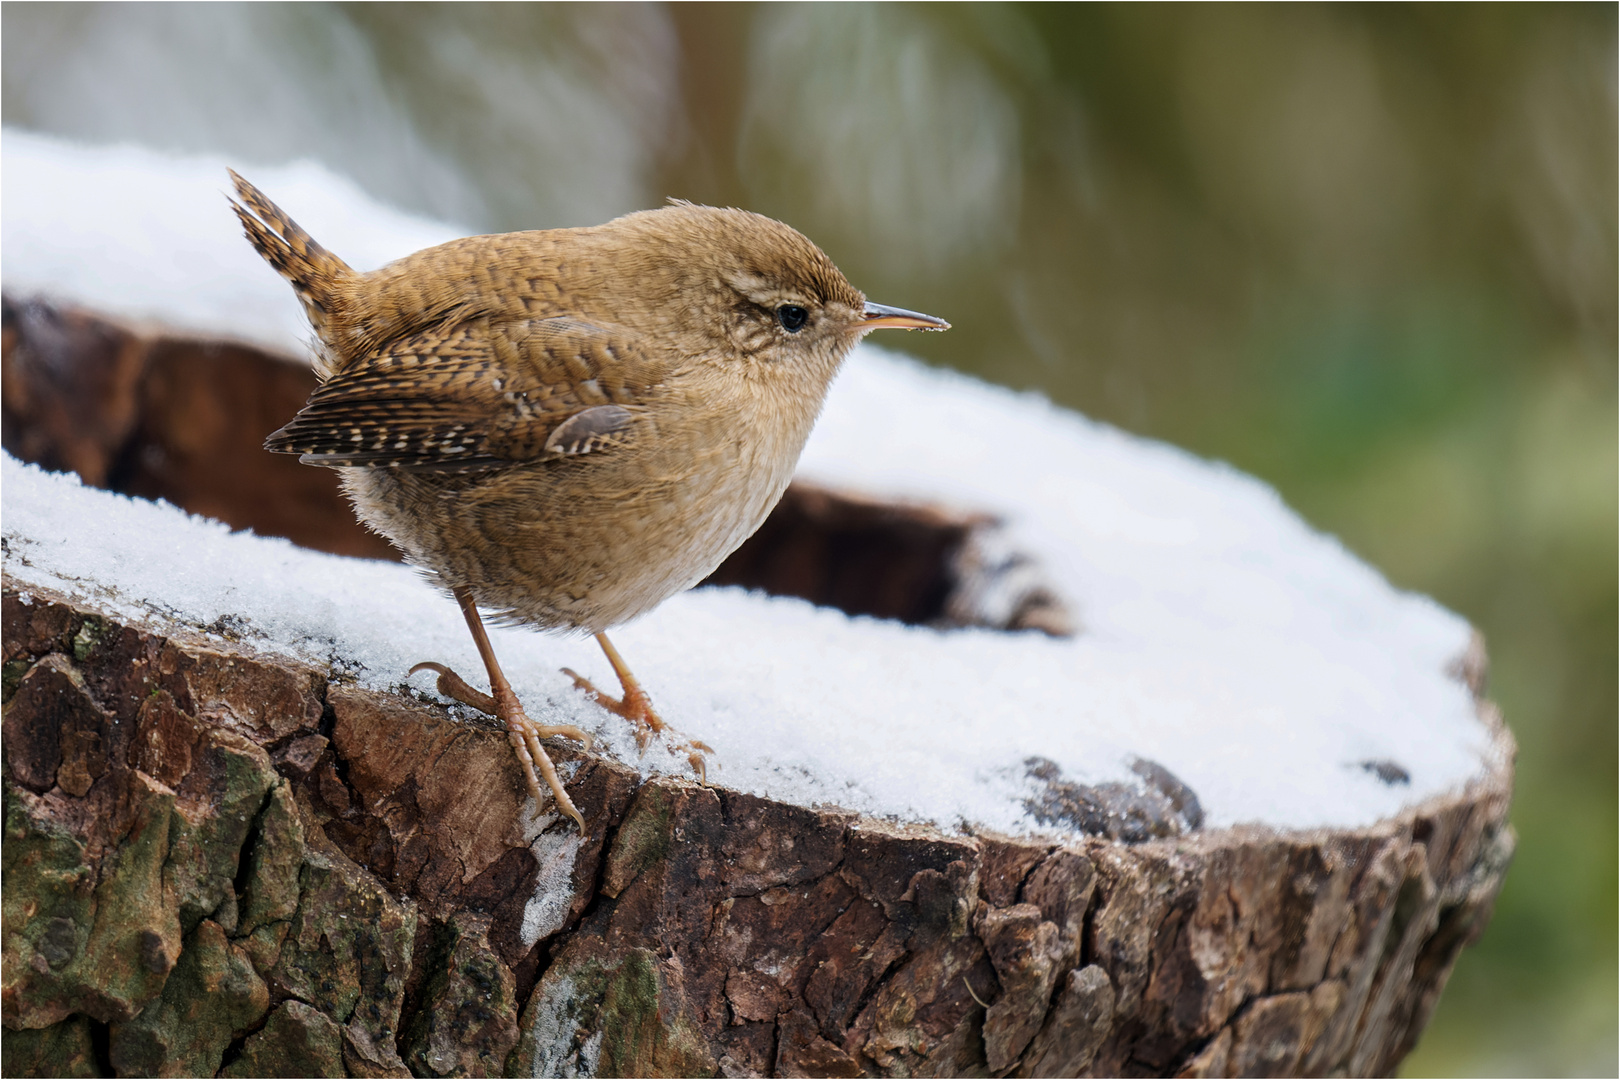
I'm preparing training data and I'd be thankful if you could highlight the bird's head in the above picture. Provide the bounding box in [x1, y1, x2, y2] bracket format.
[593, 203, 947, 383]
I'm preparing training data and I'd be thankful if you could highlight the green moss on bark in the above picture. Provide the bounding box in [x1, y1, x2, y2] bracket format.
[108, 919, 268, 1077]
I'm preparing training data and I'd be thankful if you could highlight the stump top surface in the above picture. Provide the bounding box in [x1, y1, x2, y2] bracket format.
[2, 131, 1503, 839]
[1, 361, 1497, 841]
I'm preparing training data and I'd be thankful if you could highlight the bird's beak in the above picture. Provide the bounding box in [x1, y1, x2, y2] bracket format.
[860, 301, 950, 332]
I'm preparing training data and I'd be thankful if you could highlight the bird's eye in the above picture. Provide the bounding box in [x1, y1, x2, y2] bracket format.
[776, 305, 808, 333]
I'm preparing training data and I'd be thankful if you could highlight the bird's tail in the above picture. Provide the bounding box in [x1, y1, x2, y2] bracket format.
[228, 170, 356, 376]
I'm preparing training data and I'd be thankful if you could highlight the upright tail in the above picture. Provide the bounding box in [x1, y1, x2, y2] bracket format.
[228, 170, 356, 375]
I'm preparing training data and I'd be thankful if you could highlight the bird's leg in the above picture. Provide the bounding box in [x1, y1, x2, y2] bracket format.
[564, 633, 664, 741]
[563, 632, 713, 781]
[409, 587, 589, 830]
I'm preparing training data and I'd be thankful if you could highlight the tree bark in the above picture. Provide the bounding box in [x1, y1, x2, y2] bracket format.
[1, 581, 1513, 1078]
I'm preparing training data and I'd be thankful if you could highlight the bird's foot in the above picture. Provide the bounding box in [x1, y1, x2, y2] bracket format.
[562, 667, 713, 782]
[409, 661, 496, 714]
[410, 661, 590, 829]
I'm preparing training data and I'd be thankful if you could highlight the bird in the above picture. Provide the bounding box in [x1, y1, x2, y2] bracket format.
[228, 170, 948, 831]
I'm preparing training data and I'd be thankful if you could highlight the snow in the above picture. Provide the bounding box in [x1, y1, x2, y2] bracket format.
[1, 128, 458, 356]
[1, 128, 1498, 835]
[522, 832, 584, 947]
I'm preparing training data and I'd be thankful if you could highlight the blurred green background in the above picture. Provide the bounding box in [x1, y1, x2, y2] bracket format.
[4, 3, 1614, 1074]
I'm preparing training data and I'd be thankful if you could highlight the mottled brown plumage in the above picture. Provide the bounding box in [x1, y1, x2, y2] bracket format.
[230, 170, 946, 829]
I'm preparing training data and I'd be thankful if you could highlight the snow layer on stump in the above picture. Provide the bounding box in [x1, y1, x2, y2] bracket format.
[1, 129, 1497, 835]
[1, 128, 457, 356]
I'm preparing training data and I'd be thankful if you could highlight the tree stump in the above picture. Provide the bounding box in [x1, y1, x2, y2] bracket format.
[2, 144, 1514, 1076]
[2, 581, 1513, 1078]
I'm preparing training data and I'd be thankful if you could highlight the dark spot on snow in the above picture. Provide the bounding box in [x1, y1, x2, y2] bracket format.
[1023, 755, 1202, 842]
[1358, 759, 1411, 786]
[1130, 756, 1204, 830]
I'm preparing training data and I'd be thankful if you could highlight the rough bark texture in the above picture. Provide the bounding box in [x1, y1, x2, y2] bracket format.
[2, 581, 1514, 1078]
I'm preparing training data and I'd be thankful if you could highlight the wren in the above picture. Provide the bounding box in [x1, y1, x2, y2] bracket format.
[230, 170, 947, 829]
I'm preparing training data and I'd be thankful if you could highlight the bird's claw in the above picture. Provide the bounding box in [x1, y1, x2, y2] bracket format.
[410, 660, 589, 828]
[563, 667, 711, 784]
[410, 660, 497, 714]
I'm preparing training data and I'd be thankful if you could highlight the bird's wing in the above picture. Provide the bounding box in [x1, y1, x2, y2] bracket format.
[265, 316, 670, 471]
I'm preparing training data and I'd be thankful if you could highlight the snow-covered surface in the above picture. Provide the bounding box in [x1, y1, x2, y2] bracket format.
[1, 129, 1498, 834]
[1, 128, 458, 355]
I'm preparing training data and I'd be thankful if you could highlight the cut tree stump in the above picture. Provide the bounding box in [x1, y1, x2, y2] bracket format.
[2, 581, 1514, 1078]
[1, 143, 1516, 1077]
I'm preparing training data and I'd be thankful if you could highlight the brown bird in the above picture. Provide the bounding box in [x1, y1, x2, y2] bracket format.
[229, 170, 947, 830]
